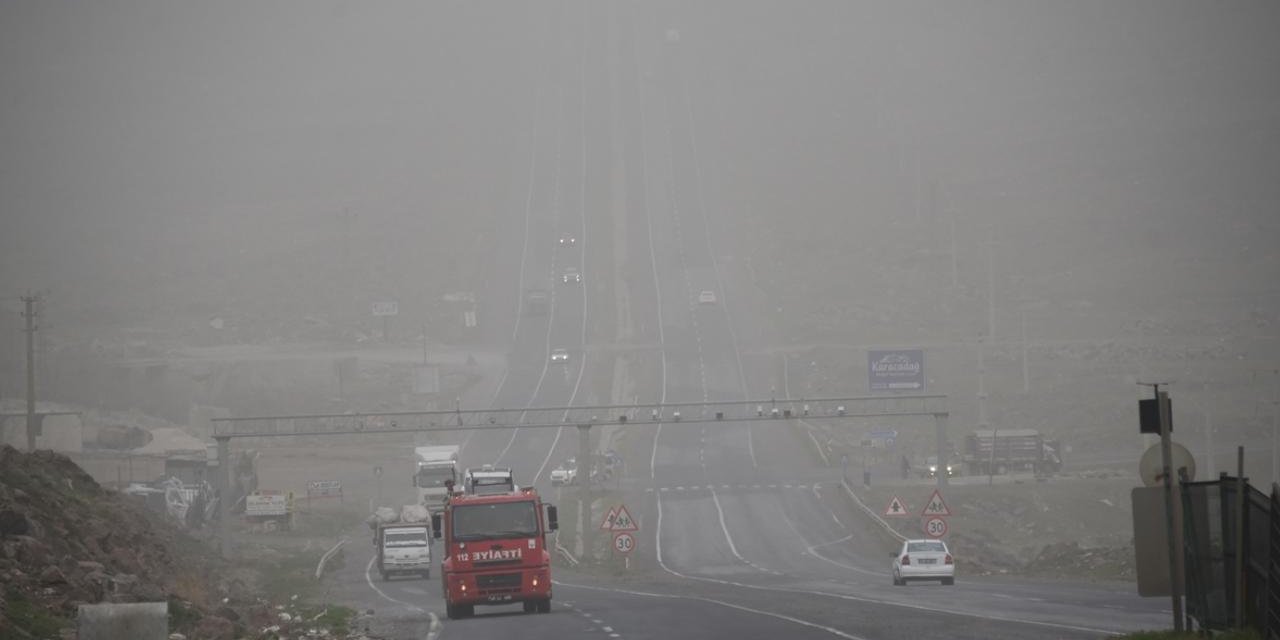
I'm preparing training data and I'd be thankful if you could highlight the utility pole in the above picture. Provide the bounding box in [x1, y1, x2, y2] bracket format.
[977, 337, 988, 428]
[1268, 400, 1280, 486]
[21, 293, 40, 451]
[986, 228, 995, 341]
[978, 336, 997, 485]
[1021, 309, 1029, 394]
[948, 207, 958, 289]
[421, 321, 429, 365]
[1139, 381, 1184, 632]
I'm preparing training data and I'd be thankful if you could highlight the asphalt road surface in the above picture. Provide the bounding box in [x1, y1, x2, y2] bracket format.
[316, 2, 1171, 638]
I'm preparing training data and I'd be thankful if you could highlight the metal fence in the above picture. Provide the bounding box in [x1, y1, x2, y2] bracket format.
[1181, 475, 1277, 636]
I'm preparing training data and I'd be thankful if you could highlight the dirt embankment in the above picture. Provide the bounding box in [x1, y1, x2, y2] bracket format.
[0, 445, 377, 639]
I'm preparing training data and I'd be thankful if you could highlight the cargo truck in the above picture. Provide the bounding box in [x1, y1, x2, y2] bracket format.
[414, 445, 460, 514]
[432, 485, 558, 619]
[374, 521, 433, 581]
[962, 429, 1062, 476]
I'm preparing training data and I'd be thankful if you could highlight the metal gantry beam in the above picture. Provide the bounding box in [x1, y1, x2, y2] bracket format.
[210, 395, 948, 439]
[210, 395, 948, 558]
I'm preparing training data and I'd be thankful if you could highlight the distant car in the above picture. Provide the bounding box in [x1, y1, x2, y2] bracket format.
[559, 234, 576, 246]
[891, 539, 955, 586]
[923, 456, 956, 479]
[550, 348, 570, 363]
[550, 464, 577, 486]
[698, 290, 717, 304]
[562, 267, 581, 284]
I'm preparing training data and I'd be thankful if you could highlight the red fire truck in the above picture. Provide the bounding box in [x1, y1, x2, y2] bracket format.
[431, 485, 558, 619]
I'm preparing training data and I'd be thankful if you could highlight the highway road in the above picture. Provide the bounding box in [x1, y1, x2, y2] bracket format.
[316, 2, 1172, 638]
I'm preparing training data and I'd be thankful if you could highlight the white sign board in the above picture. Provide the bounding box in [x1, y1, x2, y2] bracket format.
[245, 493, 289, 517]
[306, 480, 342, 498]
[372, 301, 399, 317]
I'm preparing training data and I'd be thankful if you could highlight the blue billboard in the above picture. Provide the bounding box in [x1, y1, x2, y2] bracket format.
[868, 349, 925, 392]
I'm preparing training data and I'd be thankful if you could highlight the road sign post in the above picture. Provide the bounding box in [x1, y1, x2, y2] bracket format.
[613, 532, 635, 555]
[923, 516, 948, 538]
[920, 489, 952, 517]
[884, 496, 908, 517]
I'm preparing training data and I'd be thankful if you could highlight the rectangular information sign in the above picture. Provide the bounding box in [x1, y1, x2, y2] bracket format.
[868, 349, 925, 392]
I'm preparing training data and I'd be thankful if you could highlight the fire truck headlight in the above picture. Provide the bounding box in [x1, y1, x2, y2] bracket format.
[532, 577, 539, 587]
[460, 584, 467, 593]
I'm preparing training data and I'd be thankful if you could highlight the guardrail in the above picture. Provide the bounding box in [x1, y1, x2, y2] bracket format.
[314, 539, 348, 579]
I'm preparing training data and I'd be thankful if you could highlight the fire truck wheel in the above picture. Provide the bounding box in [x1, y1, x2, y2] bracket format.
[536, 598, 552, 614]
[522, 601, 536, 613]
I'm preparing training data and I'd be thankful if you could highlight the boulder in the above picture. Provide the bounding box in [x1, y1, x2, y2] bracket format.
[0, 509, 32, 536]
[77, 560, 105, 574]
[39, 565, 68, 585]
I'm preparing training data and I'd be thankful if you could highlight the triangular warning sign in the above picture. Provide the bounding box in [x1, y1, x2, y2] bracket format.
[610, 505, 639, 532]
[883, 496, 908, 517]
[599, 506, 618, 531]
[920, 489, 952, 517]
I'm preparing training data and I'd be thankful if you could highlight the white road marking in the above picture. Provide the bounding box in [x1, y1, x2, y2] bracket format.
[363, 556, 425, 614]
[709, 486, 750, 565]
[558, 579, 865, 640]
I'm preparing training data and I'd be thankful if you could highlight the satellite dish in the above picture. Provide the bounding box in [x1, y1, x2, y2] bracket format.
[1139, 442, 1196, 487]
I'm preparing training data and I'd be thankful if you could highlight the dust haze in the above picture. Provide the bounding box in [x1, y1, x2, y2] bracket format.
[2, 1, 1278, 470]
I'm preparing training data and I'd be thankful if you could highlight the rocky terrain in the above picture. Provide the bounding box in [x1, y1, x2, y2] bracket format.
[0, 445, 381, 639]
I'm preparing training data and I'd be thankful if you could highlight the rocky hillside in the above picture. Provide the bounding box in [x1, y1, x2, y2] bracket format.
[0, 446, 377, 639]
[0, 445, 224, 636]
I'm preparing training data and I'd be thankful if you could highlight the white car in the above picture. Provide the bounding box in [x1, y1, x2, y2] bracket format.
[562, 267, 581, 284]
[550, 465, 577, 486]
[891, 539, 954, 586]
[550, 348, 570, 363]
[698, 290, 717, 304]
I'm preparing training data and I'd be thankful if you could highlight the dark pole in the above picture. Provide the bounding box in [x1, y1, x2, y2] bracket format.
[577, 424, 592, 559]
[21, 294, 39, 451]
[1155, 385, 1185, 631]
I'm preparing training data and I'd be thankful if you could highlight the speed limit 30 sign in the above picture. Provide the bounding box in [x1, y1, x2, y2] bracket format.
[923, 516, 948, 538]
[613, 532, 636, 554]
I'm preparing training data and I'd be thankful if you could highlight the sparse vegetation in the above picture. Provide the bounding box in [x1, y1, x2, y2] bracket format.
[4, 588, 73, 639]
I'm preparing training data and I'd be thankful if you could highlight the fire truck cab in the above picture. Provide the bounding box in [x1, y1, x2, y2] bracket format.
[432, 485, 558, 619]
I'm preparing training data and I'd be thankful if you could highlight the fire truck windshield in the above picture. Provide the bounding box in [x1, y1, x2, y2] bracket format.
[452, 501, 539, 541]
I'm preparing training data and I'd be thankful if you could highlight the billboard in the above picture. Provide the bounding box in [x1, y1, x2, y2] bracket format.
[868, 349, 925, 392]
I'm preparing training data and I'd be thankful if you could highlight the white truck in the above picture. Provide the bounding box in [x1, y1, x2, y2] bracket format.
[369, 505, 433, 581]
[413, 445, 460, 513]
[463, 464, 516, 495]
